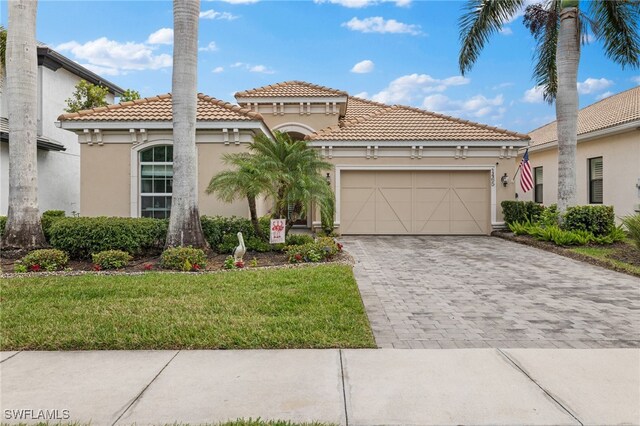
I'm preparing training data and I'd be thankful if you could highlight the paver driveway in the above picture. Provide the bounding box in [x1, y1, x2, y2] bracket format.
[344, 236, 640, 349]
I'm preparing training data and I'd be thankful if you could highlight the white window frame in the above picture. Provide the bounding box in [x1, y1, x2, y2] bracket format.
[130, 139, 174, 217]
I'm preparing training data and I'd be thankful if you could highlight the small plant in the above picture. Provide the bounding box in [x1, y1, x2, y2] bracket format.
[235, 260, 245, 269]
[160, 247, 207, 271]
[22, 249, 69, 272]
[93, 264, 102, 271]
[223, 255, 237, 270]
[13, 261, 27, 273]
[285, 237, 341, 263]
[250, 257, 258, 268]
[91, 250, 132, 270]
[285, 234, 314, 247]
[622, 213, 640, 250]
[143, 263, 153, 271]
[563, 205, 615, 236]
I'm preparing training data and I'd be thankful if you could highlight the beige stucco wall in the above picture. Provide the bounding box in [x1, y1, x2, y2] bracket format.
[81, 143, 131, 216]
[261, 113, 339, 134]
[519, 130, 640, 217]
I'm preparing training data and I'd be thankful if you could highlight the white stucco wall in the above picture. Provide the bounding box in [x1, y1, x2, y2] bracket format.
[0, 65, 115, 215]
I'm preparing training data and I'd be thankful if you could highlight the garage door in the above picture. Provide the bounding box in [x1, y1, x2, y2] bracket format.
[340, 170, 490, 235]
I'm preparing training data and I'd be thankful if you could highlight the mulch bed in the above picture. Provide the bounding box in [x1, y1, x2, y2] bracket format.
[1, 250, 354, 277]
[493, 231, 640, 278]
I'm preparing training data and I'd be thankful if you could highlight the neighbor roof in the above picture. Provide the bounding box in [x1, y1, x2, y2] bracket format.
[1, 117, 65, 151]
[235, 81, 348, 98]
[529, 86, 640, 146]
[308, 103, 529, 142]
[57, 93, 263, 122]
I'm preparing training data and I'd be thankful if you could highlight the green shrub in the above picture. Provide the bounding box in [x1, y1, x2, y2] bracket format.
[538, 204, 559, 227]
[0, 216, 6, 235]
[563, 205, 614, 236]
[41, 210, 66, 240]
[285, 234, 314, 247]
[217, 233, 272, 253]
[22, 249, 69, 271]
[91, 250, 132, 270]
[622, 213, 640, 250]
[200, 215, 260, 252]
[508, 221, 533, 236]
[161, 247, 207, 271]
[501, 201, 544, 225]
[286, 237, 341, 263]
[49, 217, 167, 259]
[509, 221, 625, 246]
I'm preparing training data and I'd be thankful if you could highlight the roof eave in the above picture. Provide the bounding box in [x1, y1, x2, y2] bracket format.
[307, 139, 530, 148]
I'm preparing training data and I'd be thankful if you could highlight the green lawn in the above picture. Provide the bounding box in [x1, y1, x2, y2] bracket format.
[0, 265, 375, 350]
[570, 242, 640, 276]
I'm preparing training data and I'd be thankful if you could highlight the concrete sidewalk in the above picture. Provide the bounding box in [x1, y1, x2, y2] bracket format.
[1, 349, 638, 425]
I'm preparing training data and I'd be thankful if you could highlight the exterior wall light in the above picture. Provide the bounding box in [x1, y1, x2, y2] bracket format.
[500, 173, 509, 187]
[326, 172, 331, 185]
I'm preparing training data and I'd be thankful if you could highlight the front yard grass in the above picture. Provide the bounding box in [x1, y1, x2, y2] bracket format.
[570, 242, 640, 276]
[0, 265, 376, 350]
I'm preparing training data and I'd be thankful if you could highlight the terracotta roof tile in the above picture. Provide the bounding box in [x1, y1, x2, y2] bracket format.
[529, 86, 640, 146]
[57, 93, 263, 122]
[309, 102, 529, 142]
[235, 81, 348, 98]
[342, 97, 389, 123]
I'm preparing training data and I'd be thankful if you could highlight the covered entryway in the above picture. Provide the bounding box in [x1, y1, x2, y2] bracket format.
[339, 170, 490, 235]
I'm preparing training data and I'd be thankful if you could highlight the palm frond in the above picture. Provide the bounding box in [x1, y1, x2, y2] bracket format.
[524, 1, 560, 103]
[459, 0, 527, 74]
[589, 0, 640, 68]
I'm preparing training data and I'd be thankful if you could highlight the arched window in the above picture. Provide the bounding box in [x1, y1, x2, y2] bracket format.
[139, 145, 173, 218]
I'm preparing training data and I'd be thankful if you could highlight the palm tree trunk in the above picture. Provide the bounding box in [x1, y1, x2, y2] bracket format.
[556, 4, 580, 216]
[247, 195, 264, 239]
[166, 0, 208, 249]
[1, 0, 46, 250]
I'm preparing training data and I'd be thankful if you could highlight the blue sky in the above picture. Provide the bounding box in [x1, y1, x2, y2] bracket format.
[2, 0, 639, 133]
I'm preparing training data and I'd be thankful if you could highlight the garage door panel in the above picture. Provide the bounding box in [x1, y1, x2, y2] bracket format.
[340, 170, 490, 235]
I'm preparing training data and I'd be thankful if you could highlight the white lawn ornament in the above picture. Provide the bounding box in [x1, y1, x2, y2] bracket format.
[233, 232, 246, 263]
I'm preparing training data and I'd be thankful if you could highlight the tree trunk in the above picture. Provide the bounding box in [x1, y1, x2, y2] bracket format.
[166, 0, 208, 249]
[1, 0, 46, 250]
[247, 195, 264, 239]
[555, 5, 580, 216]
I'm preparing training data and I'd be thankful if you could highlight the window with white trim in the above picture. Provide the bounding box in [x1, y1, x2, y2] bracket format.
[140, 145, 173, 218]
[588, 157, 603, 204]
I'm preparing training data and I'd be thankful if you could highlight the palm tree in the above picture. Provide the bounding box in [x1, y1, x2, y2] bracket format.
[166, 0, 208, 249]
[1, 0, 46, 250]
[249, 131, 334, 235]
[206, 153, 271, 239]
[459, 0, 640, 214]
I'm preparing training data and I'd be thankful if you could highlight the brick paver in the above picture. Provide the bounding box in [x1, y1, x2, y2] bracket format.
[344, 236, 640, 349]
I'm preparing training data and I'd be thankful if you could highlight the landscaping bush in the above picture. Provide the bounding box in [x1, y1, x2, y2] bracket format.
[501, 201, 544, 225]
[563, 205, 615, 236]
[21, 248, 69, 272]
[92, 250, 132, 270]
[217, 233, 272, 253]
[0, 216, 6, 235]
[161, 246, 207, 271]
[508, 221, 626, 246]
[200, 215, 259, 251]
[286, 237, 342, 263]
[285, 234, 314, 247]
[49, 217, 167, 259]
[622, 213, 640, 249]
[41, 210, 66, 240]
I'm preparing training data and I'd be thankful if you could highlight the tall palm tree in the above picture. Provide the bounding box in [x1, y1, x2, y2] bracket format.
[2, 0, 46, 250]
[206, 153, 271, 239]
[459, 0, 640, 214]
[166, 0, 208, 249]
[250, 131, 334, 235]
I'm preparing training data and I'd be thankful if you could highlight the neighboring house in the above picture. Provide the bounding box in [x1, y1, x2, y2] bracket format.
[58, 81, 529, 235]
[518, 86, 640, 218]
[0, 43, 123, 215]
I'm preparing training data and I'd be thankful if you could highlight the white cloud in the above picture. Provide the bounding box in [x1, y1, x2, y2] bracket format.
[596, 91, 613, 100]
[199, 9, 238, 20]
[314, 0, 410, 7]
[56, 37, 172, 76]
[342, 17, 422, 35]
[147, 28, 173, 45]
[584, 33, 596, 44]
[577, 77, 613, 94]
[371, 73, 470, 104]
[353, 91, 369, 98]
[249, 64, 274, 74]
[632, 76, 640, 85]
[212, 66, 224, 73]
[230, 62, 245, 68]
[492, 82, 514, 90]
[522, 85, 545, 103]
[199, 41, 219, 52]
[422, 93, 505, 119]
[499, 27, 513, 36]
[351, 59, 374, 73]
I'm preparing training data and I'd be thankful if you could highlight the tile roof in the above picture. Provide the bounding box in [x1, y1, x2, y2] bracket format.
[57, 93, 263, 122]
[235, 81, 348, 98]
[308, 103, 529, 142]
[342, 97, 389, 122]
[529, 86, 640, 146]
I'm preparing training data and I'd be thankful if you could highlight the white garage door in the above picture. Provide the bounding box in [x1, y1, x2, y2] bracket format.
[340, 170, 490, 235]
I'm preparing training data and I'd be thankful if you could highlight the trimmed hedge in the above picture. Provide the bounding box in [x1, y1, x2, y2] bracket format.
[41, 210, 66, 240]
[21, 248, 69, 271]
[161, 247, 207, 271]
[563, 205, 615, 237]
[49, 217, 168, 259]
[501, 201, 545, 225]
[92, 250, 132, 270]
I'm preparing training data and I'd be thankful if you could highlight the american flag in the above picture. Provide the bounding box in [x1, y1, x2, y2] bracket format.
[520, 149, 533, 193]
